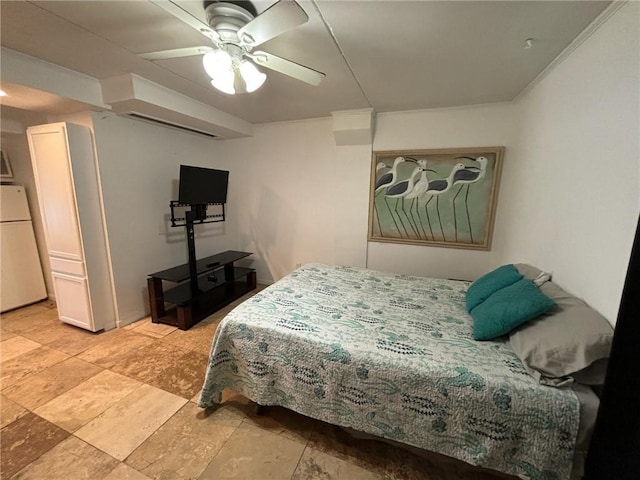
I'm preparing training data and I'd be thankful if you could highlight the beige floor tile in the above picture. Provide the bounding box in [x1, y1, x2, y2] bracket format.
[77, 330, 155, 368]
[131, 318, 178, 338]
[0, 303, 51, 325]
[14, 314, 75, 345]
[306, 423, 508, 480]
[198, 422, 306, 480]
[157, 349, 209, 399]
[75, 383, 187, 461]
[292, 446, 382, 480]
[126, 402, 241, 480]
[0, 411, 69, 479]
[3, 357, 103, 410]
[1, 309, 61, 341]
[1, 394, 28, 428]
[35, 370, 141, 432]
[0, 330, 17, 341]
[0, 346, 69, 390]
[108, 341, 208, 399]
[241, 405, 319, 444]
[122, 319, 144, 330]
[11, 436, 119, 480]
[103, 463, 153, 480]
[306, 423, 396, 474]
[162, 334, 218, 357]
[0, 335, 41, 361]
[203, 392, 317, 444]
[106, 340, 188, 373]
[164, 336, 215, 357]
[160, 316, 219, 353]
[39, 299, 57, 309]
[42, 323, 114, 356]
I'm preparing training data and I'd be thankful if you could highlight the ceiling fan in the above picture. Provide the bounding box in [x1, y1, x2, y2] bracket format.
[140, 0, 325, 94]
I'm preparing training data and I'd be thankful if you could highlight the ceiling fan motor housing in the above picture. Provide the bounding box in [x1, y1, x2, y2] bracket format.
[203, 1, 257, 17]
[204, 1, 256, 43]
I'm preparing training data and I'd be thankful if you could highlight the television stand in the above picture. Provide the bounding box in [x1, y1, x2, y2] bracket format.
[147, 250, 256, 330]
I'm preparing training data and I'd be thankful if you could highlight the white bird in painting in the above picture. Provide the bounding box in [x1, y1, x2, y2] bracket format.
[425, 163, 467, 196]
[375, 157, 406, 193]
[452, 156, 488, 187]
[451, 156, 489, 242]
[423, 163, 468, 241]
[384, 166, 423, 238]
[404, 160, 437, 239]
[373, 157, 408, 237]
[405, 160, 436, 199]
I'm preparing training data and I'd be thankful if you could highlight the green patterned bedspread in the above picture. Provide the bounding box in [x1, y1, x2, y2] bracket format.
[199, 264, 580, 480]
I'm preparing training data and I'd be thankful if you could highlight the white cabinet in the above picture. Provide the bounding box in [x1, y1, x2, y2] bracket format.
[51, 272, 93, 329]
[27, 122, 116, 331]
[27, 128, 84, 260]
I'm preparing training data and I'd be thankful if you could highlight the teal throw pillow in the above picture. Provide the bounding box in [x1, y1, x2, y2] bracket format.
[471, 278, 555, 341]
[466, 264, 523, 312]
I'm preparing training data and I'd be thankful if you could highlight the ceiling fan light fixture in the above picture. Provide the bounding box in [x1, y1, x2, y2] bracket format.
[203, 49, 266, 95]
[239, 60, 266, 93]
[202, 50, 232, 78]
[142, 0, 324, 95]
[210, 76, 235, 95]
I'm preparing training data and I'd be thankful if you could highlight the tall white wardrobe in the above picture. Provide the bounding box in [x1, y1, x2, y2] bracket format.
[27, 122, 116, 332]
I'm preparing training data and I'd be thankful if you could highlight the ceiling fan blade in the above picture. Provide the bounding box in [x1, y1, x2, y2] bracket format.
[150, 0, 219, 43]
[139, 46, 215, 60]
[237, 0, 308, 48]
[247, 51, 325, 86]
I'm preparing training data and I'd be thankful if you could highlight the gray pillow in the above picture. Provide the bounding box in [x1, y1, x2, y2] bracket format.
[515, 263, 545, 280]
[515, 263, 551, 287]
[509, 280, 614, 387]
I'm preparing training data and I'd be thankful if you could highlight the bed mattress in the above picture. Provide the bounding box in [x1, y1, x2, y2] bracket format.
[199, 264, 583, 480]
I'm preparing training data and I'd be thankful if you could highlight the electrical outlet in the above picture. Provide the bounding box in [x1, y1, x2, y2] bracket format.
[158, 223, 166, 235]
[295, 263, 302, 269]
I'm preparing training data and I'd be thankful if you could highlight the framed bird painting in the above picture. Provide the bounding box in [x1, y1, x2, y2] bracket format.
[368, 147, 504, 250]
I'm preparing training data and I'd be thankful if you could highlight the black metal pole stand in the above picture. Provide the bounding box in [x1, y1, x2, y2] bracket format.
[185, 210, 199, 295]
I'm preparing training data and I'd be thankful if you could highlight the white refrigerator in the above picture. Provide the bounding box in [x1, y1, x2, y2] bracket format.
[0, 185, 48, 312]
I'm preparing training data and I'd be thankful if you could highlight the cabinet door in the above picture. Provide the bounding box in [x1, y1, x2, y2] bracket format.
[28, 125, 84, 261]
[51, 272, 97, 331]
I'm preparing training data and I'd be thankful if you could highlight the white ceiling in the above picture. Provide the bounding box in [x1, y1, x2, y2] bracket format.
[0, 0, 611, 124]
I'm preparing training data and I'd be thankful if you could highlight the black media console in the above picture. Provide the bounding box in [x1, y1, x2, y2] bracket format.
[147, 250, 256, 330]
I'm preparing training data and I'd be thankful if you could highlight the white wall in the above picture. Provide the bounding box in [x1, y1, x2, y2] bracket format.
[500, 1, 639, 324]
[89, 112, 235, 324]
[212, 118, 371, 283]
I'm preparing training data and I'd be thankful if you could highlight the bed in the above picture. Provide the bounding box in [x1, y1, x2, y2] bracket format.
[198, 263, 602, 480]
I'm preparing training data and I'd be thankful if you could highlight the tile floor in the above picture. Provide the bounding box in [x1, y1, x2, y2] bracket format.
[1, 291, 515, 480]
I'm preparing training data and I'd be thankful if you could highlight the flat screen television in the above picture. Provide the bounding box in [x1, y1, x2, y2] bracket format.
[178, 165, 229, 205]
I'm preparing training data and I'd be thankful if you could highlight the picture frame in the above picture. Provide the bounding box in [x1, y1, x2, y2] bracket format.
[368, 147, 504, 250]
[0, 149, 13, 180]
